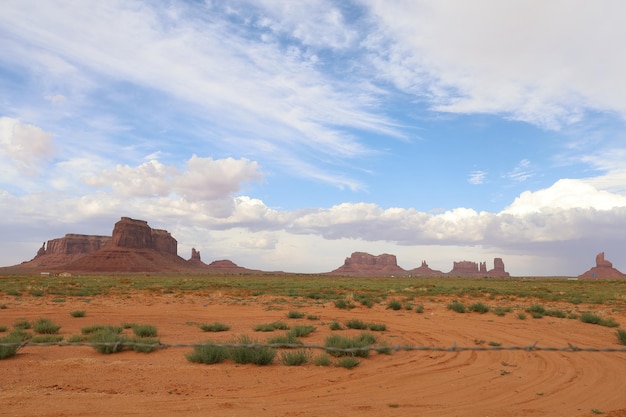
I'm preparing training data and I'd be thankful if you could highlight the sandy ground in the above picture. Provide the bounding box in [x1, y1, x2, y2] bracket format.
[1, 290, 626, 417]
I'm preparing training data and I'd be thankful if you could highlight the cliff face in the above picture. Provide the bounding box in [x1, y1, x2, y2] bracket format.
[579, 252, 625, 279]
[446, 258, 510, 277]
[44, 234, 111, 255]
[111, 217, 177, 255]
[328, 252, 407, 276]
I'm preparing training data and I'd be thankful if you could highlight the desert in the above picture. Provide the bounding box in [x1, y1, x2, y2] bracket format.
[1, 274, 626, 417]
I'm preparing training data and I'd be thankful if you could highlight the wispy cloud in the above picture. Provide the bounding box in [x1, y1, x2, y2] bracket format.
[506, 159, 534, 183]
[468, 170, 487, 185]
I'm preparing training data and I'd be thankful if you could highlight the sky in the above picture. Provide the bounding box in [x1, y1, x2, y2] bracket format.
[1, 0, 626, 276]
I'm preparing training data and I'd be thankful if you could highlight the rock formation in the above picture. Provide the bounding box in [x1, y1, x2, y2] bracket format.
[406, 260, 444, 276]
[111, 217, 177, 254]
[447, 258, 510, 277]
[327, 252, 407, 276]
[579, 252, 625, 279]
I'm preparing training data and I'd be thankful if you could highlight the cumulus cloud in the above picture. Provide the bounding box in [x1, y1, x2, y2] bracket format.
[84, 156, 262, 203]
[0, 117, 55, 177]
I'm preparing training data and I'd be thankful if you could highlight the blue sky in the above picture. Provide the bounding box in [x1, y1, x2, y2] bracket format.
[2, 0, 626, 276]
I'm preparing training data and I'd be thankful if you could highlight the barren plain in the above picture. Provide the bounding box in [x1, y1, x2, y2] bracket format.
[1, 275, 626, 417]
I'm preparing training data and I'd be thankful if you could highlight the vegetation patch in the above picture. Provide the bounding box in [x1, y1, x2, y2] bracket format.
[617, 329, 626, 345]
[33, 318, 61, 335]
[229, 335, 276, 365]
[287, 310, 306, 319]
[280, 349, 310, 366]
[386, 300, 402, 311]
[447, 300, 466, 313]
[336, 356, 360, 369]
[325, 332, 376, 358]
[469, 302, 490, 314]
[186, 342, 229, 364]
[580, 312, 619, 328]
[132, 324, 158, 338]
[199, 322, 230, 332]
[287, 325, 316, 338]
[70, 310, 86, 318]
[345, 319, 368, 330]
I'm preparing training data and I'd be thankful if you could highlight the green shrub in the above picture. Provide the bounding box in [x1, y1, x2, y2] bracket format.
[336, 357, 360, 369]
[81, 325, 122, 335]
[617, 329, 626, 345]
[324, 332, 376, 358]
[333, 299, 354, 310]
[377, 342, 392, 355]
[367, 322, 387, 332]
[307, 315, 320, 320]
[280, 349, 310, 366]
[386, 300, 402, 311]
[67, 334, 85, 343]
[13, 319, 31, 330]
[567, 313, 579, 320]
[30, 334, 64, 343]
[329, 320, 343, 331]
[266, 333, 302, 345]
[517, 312, 527, 320]
[493, 306, 511, 316]
[345, 319, 367, 330]
[254, 323, 278, 332]
[415, 304, 424, 314]
[229, 335, 275, 365]
[447, 300, 466, 313]
[33, 318, 61, 334]
[581, 312, 619, 327]
[70, 310, 86, 318]
[313, 353, 332, 366]
[29, 290, 44, 297]
[270, 321, 289, 330]
[288, 325, 315, 338]
[0, 333, 23, 360]
[287, 311, 305, 319]
[199, 322, 230, 332]
[0, 304, 7, 309]
[186, 342, 229, 364]
[88, 329, 127, 354]
[545, 309, 566, 318]
[469, 302, 490, 314]
[0, 325, 7, 332]
[130, 337, 160, 353]
[526, 305, 546, 318]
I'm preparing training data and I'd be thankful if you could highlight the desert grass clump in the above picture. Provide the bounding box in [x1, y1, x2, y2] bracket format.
[186, 342, 229, 364]
[288, 325, 316, 338]
[329, 320, 343, 331]
[88, 328, 127, 354]
[333, 299, 355, 310]
[307, 315, 320, 320]
[0, 332, 23, 360]
[287, 310, 305, 319]
[30, 334, 64, 343]
[313, 353, 332, 366]
[0, 304, 7, 309]
[517, 312, 527, 320]
[580, 312, 619, 328]
[13, 319, 31, 330]
[81, 325, 122, 335]
[0, 325, 7, 332]
[280, 349, 310, 366]
[33, 318, 61, 334]
[336, 356, 360, 369]
[129, 337, 160, 353]
[229, 335, 276, 365]
[345, 319, 368, 330]
[324, 332, 376, 358]
[617, 329, 626, 345]
[415, 304, 424, 314]
[469, 302, 490, 314]
[447, 300, 466, 313]
[526, 305, 546, 318]
[493, 306, 512, 317]
[199, 322, 230, 332]
[70, 310, 86, 318]
[386, 300, 402, 311]
[266, 333, 302, 346]
[367, 322, 387, 332]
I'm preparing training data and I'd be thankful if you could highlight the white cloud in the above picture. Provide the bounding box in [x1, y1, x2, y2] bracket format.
[468, 170, 486, 185]
[363, 0, 626, 128]
[0, 117, 54, 177]
[506, 159, 534, 183]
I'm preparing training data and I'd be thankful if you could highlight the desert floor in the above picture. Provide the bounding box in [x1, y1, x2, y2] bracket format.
[1, 289, 626, 417]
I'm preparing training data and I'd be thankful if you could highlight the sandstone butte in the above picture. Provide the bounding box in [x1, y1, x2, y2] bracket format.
[1, 217, 258, 274]
[578, 252, 626, 279]
[1, 216, 622, 278]
[327, 252, 511, 277]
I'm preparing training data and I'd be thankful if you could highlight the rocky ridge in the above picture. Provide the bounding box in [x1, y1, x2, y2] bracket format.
[578, 252, 626, 279]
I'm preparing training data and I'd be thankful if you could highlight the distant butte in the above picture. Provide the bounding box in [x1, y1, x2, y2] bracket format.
[579, 252, 626, 279]
[1, 217, 255, 274]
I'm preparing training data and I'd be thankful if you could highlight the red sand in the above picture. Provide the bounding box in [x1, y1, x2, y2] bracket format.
[1, 291, 626, 417]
